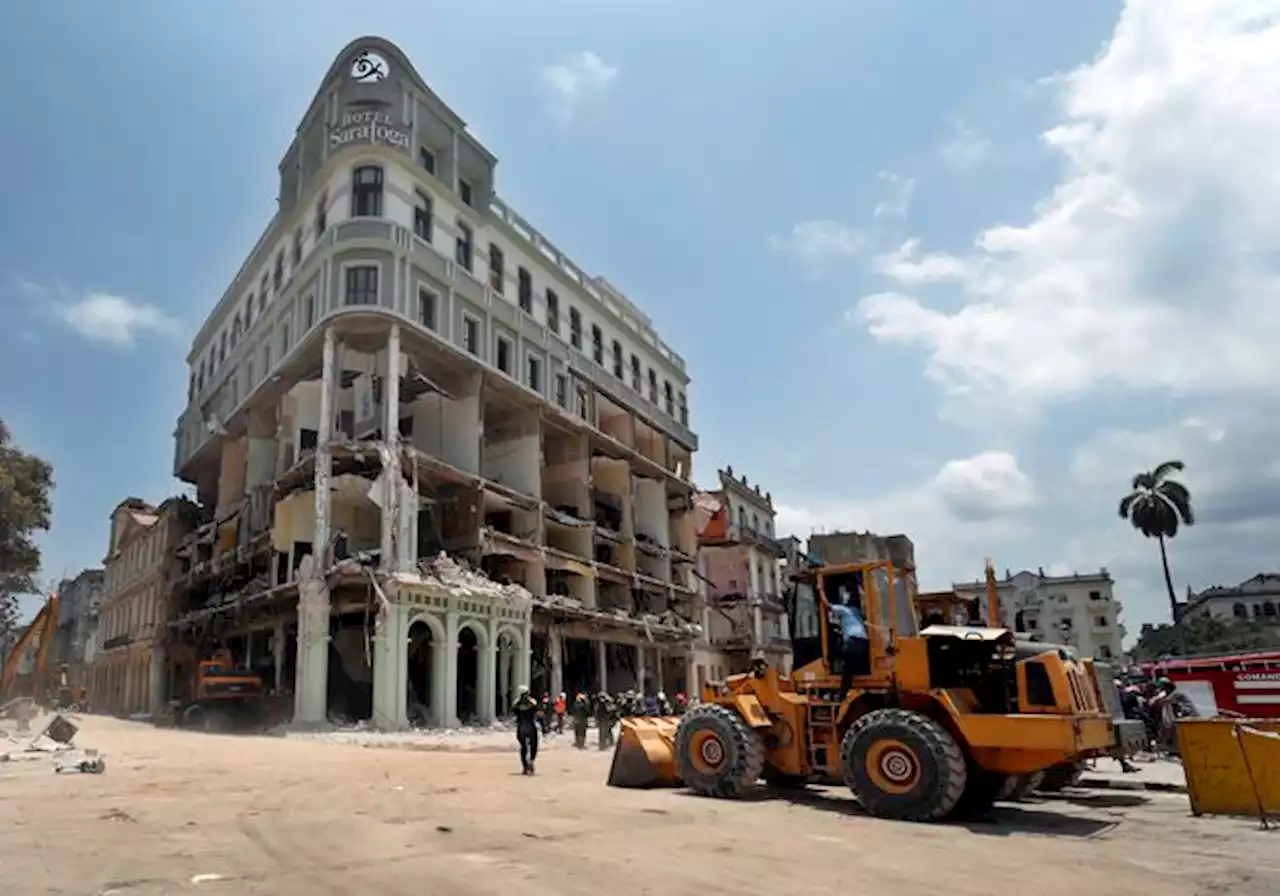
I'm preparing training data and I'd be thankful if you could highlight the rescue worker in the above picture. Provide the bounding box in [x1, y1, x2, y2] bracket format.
[554, 692, 567, 733]
[643, 691, 659, 716]
[512, 685, 540, 775]
[830, 597, 870, 697]
[538, 692, 552, 735]
[594, 691, 614, 750]
[569, 692, 591, 748]
[674, 691, 689, 714]
[656, 691, 673, 716]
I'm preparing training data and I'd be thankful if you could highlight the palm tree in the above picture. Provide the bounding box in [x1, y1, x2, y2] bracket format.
[1119, 460, 1196, 653]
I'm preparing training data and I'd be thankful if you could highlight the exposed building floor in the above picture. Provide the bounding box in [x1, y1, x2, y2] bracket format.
[1, 716, 1274, 896]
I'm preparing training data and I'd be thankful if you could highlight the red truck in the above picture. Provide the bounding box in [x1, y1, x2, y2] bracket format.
[1142, 649, 1280, 718]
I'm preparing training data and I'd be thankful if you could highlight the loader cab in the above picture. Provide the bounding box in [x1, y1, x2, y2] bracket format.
[788, 560, 921, 684]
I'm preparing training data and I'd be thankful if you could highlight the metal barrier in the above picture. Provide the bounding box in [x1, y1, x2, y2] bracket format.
[1178, 718, 1280, 824]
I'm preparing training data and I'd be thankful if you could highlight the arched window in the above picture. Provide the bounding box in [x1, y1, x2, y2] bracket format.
[351, 166, 384, 217]
[1234, 602, 1248, 619]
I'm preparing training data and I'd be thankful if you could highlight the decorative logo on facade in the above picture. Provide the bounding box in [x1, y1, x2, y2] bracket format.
[329, 105, 411, 152]
[351, 50, 389, 83]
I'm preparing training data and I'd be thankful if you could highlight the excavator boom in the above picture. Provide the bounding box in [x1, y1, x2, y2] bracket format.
[1, 592, 59, 701]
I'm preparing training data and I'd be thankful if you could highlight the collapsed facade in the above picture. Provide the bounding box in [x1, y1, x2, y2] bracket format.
[695, 468, 790, 678]
[166, 37, 700, 728]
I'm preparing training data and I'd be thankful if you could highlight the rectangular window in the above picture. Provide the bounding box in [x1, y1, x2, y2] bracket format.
[281, 320, 290, 354]
[351, 166, 384, 217]
[663, 381, 674, 415]
[258, 277, 267, 313]
[591, 325, 603, 364]
[414, 190, 432, 241]
[463, 315, 480, 355]
[546, 289, 560, 332]
[611, 340, 623, 378]
[527, 355, 542, 392]
[575, 384, 588, 418]
[630, 354, 641, 391]
[315, 191, 328, 238]
[273, 252, 283, 292]
[554, 373, 568, 408]
[569, 307, 581, 348]
[518, 268, 532, 312]
[419, 146, 435, 174]
[647, 369, 658, 403]
[678, 391, 688, 426]
[459, 178, 473, 207]
[455, 222, 473, 271]
[418, 287, 437, 330]
[488, 243, 504, 293]
[496, 337, 512, 374]
[293, 227, 302, 266]
[304, 294, 315, 329]
[244, 298, 253, 330]
[344, 265, 378, 305]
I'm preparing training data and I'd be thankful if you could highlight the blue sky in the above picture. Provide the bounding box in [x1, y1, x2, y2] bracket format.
[4, 0, 1278, 636]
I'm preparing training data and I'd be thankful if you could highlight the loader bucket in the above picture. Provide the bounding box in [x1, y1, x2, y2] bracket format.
[607, 716, 683, 789]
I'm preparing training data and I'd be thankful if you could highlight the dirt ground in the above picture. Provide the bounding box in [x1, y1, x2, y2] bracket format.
[1, 716, 1275, 896]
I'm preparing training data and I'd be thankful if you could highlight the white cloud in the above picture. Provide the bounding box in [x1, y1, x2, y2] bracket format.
[939, 120, 992, 170]
[540, 51, 618, 124]
[56, 292, 181, 348]
[767, 220, 865, 277]
[872, 239, 973, 284]
[873, 172, 915, 219]
[775, 450, 1036, 590]
[849, 0, 1280, 410]
[935, 451, 1035, 521]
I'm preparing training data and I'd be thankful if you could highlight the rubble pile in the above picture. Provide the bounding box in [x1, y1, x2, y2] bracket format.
[414, 553, 535, 603]
[283, 716, 517, 751]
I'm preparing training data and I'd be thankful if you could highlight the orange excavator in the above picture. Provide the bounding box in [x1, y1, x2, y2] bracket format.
[1, 589, 60, 706]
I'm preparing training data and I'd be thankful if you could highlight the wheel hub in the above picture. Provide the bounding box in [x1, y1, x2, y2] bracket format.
[879, 749, 914, 784]
[699, 735, 725, 768]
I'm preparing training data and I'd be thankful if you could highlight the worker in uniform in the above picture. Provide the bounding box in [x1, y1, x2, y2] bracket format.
[594, 691, 614, 750]
[569, 692, 591, 748]
[830, 597, 870, 698]
[538, 692, 553, 735]
[656, 691, 673, 716]
[553, 692, 567, 734]
[512, 685, 540, 775]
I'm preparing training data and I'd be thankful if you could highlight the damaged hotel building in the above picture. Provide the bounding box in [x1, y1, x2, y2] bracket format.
[168, 37, 700, 728]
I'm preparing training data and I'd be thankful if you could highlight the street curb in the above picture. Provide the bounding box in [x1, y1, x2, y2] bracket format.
[1078, 776, 1187, 794]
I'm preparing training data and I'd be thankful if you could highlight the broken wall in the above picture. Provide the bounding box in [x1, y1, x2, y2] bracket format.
[481, 410, 540, 497]
[633, 477, 668, 547]
[410, 391, 480, 473]
[590, 457, 632, 535]
[216, 438, 247, 517]
[702, 544, 751, 600]
[542, 430, 588, 517]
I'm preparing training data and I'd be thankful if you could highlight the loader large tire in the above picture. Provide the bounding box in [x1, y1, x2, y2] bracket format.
[674, 703, 765, 798]
[841, 709, 967, 822]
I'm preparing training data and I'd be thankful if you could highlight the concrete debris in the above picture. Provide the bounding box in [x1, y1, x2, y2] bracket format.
[56, 751, 106, 775]
[405, 552, 534, 604]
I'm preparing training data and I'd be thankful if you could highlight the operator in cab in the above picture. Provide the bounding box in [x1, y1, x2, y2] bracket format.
[831, 595, 870, 697]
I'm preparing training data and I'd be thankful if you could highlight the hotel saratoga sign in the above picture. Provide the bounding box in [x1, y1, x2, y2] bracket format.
[330, 108, 410, 152]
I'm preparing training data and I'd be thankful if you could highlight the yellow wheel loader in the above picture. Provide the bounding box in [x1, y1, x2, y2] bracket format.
[608, 560, 1117, 822]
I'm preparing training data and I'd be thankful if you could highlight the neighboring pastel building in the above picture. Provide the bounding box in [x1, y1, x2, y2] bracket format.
[953, 567, 1126, 660]
[1183, 574, 1280, 626]
[92, 498, 196, 715]
[166, 37, 700, 729]
[694, 468, 790, 681]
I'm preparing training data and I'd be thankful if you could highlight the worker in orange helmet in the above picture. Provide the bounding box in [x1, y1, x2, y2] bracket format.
[553, 692, 567, 733]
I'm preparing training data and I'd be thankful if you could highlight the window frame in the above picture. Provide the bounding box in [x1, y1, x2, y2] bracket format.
[343, 264, 380, 306]
[351, 165, 384, 218]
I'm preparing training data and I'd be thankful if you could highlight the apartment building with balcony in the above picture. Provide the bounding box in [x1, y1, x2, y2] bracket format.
[694, 468, 789, 680]
[92, 498, 196, 716]
[953, 567, 1126, 660]
[167, 37, 701, 729]
[1184, 574, 1280, 626]
[50, 568, 104, 693]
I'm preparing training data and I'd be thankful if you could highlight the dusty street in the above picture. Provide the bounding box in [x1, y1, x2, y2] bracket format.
[1, 716, 1274, 896]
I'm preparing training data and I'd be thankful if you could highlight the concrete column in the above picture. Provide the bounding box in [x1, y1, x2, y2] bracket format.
[444, 610, 459, 727]
[656, 647, 665, 694]
[479, 641, 497, 724]
[597, 639, 608, 692]
[549, 626, 563, 698]
[148, 644, 165, 716]
[685, 653, 697, 700]
[753, 603, 764, 655]
[273, 619, 285, 694]
[497, 642, 510, 716]
[381, 324, 402, 571]
[521, 621, 533, 692]
[430, 622, 448, 727]
[636, 643, 647, 695]
[293, 326, 336, 725]
[372, 602, 408, 730]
